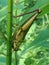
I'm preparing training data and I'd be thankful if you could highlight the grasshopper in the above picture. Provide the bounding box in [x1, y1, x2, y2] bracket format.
[12, 9, 41, 51]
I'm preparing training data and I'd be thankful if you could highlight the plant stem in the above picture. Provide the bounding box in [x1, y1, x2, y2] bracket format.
[14, 52, 19, 65]
[6, 0, 13, 65]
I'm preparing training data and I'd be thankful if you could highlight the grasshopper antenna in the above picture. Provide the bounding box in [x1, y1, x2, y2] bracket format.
[13, 9, 41, 18]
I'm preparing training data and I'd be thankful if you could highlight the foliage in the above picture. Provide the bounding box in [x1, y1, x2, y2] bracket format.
[0, 0, 49, 65]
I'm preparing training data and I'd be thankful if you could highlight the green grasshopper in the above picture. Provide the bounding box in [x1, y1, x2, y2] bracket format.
[12, 9, 41, 51]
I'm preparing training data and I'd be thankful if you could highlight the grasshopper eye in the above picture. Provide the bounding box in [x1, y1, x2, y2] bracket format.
[38, 9, 42, 13]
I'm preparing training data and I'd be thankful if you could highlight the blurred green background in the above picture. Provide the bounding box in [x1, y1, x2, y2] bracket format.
[0, 0, 49, 65]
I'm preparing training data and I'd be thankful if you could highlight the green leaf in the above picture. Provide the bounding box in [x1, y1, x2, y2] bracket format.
[21, 25, 49, 56]
[17, 0, 49, 26]
[24, 57, 34, 65]
[38, 3, 49, 17]
[0, 57, 6, 63]
[0, 6, 7, 22]
[0, 15, 6, 22]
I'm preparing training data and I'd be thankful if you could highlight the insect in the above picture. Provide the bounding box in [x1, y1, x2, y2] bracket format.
[12, 9, 41, 51]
